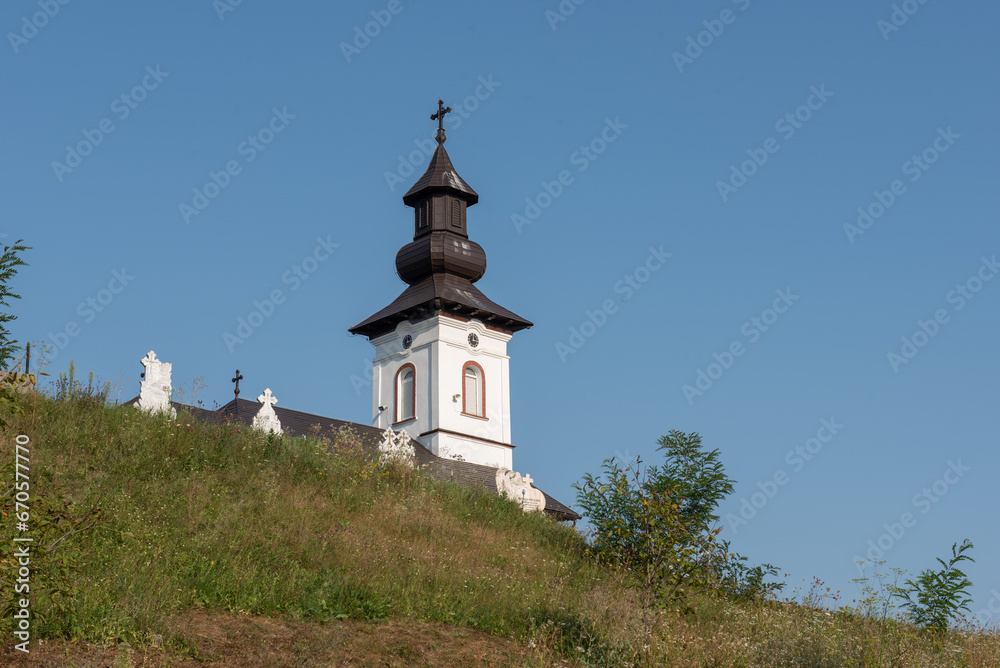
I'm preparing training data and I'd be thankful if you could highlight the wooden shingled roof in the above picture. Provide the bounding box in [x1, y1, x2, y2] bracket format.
[348, 273, 532, 339]
[402, 144, 479, 206]
[144, 396, 579, 522]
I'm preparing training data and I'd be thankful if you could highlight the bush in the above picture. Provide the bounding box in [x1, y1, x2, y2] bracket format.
[574, 430, 781, 607]
[893, 539, 975, 633]
[0, 239, 30, 428]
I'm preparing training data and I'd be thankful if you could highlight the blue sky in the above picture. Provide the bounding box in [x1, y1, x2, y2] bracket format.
[4, 1, 999, 623]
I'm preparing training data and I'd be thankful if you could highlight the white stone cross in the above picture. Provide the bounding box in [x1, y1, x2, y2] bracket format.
[258, 388, 277, 407]
[378, 427, 415, 467]
[252, 387, 282, 434]
[495, 468, 545, 513]
[134, 350, 176, 418]
[141, 351, 161, 383]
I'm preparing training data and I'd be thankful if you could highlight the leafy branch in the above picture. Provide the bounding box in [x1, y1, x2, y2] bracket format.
[0, 239, 30, 428]
[892, 539, 975, 633]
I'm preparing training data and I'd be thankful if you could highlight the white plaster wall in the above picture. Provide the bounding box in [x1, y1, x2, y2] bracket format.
[369, 314, 515, 468]
[427, 431, 512, 469]
[371, 316, 437, 435]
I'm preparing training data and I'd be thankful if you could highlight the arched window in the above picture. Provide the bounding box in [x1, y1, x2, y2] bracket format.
[395, 364, 415, 423]
[462, 361, 485, 418]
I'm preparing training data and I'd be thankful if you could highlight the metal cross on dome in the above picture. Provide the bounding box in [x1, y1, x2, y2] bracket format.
[430, 99, 451, 145]
[232, 369, 244, 398]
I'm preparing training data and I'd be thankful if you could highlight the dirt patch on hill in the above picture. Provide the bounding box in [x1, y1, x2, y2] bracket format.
[1, 610, 577, 667]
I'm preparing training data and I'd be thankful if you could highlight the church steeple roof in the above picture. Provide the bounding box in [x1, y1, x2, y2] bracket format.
[349, 100, 531, 339]
[402, 144, 479, 206]
[402, 100, 479, 206]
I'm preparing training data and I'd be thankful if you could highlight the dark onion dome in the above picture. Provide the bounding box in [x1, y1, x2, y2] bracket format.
[395, 233, 487, 284]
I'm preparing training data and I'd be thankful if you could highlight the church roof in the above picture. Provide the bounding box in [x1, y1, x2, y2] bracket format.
[402, 144, 479, 206]
[349, 273, 532, 339]
[147, 396, 578, 521]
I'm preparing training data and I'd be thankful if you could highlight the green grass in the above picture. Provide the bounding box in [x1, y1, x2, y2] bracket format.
[3, 391, 999, 667]
[2, 392, 622, 662]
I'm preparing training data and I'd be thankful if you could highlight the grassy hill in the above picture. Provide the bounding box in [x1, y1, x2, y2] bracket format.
[2, 390, 999, 666]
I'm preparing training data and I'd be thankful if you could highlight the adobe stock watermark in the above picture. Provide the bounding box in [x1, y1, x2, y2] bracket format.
[672, 0, 752, 73]
[682, 288, 798, 404]
[51, 66, 170, 183]
[340, 0, 407, 63]
[350, 357, 376, 396]
[725, 416, 844, 535]
[716, 85, 833, 202]
[843, 126, 959, 243]
[886, 255, 997, 373]
[213, 0, 246, 21]
[555, 246, 671, 362]
[11, 435, 32, 653]
[877, 0, 932, 41]
[179, 107, 296, 224]
[384, 75, 501, 192]
[612, 448, 636, 465]
[852, 459, 970, 574]
[223, 236, 339, 352]
[976, 588, 1000, 628]
[511, 117, 628, 233]
[47, 268, 136, 363]
[7, 0, 72, 54]
[545, 0, 588, 31]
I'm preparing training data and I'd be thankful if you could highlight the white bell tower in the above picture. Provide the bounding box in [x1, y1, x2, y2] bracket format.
[350, 101, 531, 468]
[368, 315, 514, 468]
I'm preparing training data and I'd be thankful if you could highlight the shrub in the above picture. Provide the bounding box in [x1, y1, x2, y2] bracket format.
[0, 239, 30, 428]
[893, 539, 975, 633]
[574, 430, 781, 608]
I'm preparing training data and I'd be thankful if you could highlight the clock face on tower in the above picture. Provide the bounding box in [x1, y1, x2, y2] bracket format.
[468, 333, 479, 348]
[402, 334, 413, 350]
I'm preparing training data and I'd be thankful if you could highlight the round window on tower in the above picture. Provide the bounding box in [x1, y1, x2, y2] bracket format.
[468, 332, 479, 348]
[402, 334, 413, 350]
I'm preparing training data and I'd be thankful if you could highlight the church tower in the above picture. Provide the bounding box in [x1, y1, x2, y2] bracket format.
[350, 101, 531, 468]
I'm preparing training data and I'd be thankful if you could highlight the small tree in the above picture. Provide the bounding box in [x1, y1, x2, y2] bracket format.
[0, 239, 29, 369]
[646, 430, 734, 533]
[0, 239, 30, 427]
[574, 431, 781, 607]
[575, 454, 719, 604]
[893, 539, 975, 633]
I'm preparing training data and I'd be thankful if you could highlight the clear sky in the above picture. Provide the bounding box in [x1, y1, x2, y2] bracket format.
[4, 1, 999, 623]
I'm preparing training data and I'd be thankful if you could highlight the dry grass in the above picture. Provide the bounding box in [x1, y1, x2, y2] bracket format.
[1, 610, 579, 667]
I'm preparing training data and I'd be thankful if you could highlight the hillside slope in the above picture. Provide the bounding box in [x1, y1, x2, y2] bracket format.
[2, 392, 999, 667]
